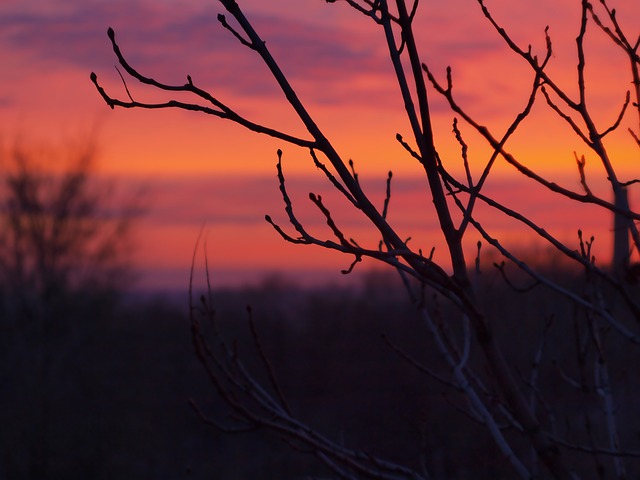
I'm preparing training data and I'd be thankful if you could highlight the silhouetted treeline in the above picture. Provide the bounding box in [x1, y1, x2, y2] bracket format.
[1, 263, 639, 479]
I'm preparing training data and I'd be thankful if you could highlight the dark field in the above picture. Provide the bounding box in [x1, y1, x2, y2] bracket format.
[1, 266, 639, 479]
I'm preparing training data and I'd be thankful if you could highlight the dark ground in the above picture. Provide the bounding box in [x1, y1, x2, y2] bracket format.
[1, 268, 639, 479]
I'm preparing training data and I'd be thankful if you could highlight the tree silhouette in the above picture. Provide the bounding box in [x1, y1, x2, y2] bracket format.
[0, 136, 138, 478]
[0, 138, 134, 314]
[92, 1, 639, 478]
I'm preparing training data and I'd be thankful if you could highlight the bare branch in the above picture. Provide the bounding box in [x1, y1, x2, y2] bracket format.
[575, 152, 593, 196]
[600, 91, 631, 138]
[246, 305, 292, 416]
[309, 149, 358, 207]
[381, 171, 392, 221]
[217, 13, 254, 49]
[90, 30, 317, 149]
[425, 66, 640, 221]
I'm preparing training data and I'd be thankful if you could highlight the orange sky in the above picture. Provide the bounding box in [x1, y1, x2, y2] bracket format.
[1, 0, 638, 290]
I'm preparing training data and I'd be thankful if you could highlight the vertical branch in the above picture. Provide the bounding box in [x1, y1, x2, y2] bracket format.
[382, 3, 575, 477]
[419, 307, 532, 479]
[587, 0, 640, 144]
[574, 0, 637, 271]
[594, 358, 626, 478]
[220, 1, 450, 286]
[390, 0, 469, 285]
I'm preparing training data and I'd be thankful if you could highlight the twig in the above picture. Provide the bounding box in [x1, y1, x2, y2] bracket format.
[246, 305, 292, 416]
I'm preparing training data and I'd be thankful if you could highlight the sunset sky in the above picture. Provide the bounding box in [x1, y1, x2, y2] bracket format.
[1, 0, 638, 291]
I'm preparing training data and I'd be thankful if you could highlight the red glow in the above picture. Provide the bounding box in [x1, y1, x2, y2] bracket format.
[1, 0, 638, 289]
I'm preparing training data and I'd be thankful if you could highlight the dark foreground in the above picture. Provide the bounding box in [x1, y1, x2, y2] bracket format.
[1, 269, 639, 479]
